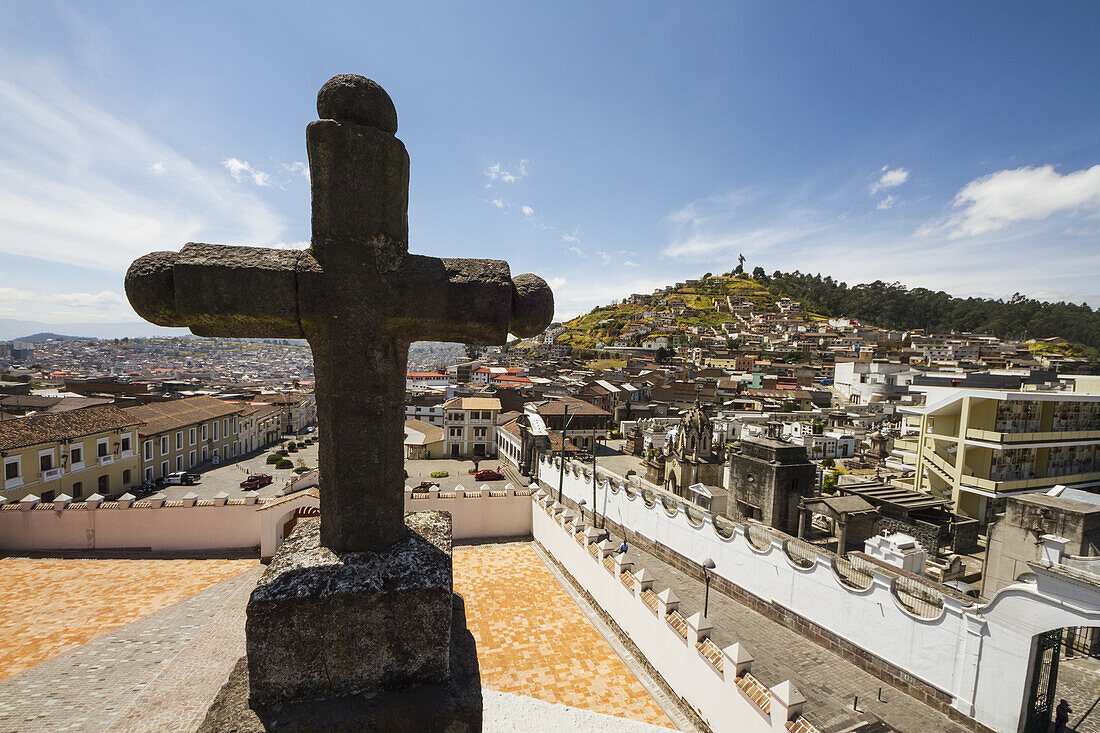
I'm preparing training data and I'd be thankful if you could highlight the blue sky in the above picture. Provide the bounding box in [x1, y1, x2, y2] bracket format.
[1, 2, 1098, 328]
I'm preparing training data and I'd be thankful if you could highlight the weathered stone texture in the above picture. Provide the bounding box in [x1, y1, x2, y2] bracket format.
[124, 73, 554, 554]
[245, 515, 453, 708]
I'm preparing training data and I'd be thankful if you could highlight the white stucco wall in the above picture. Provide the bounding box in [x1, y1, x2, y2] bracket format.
[536, 455, 1100, 733]
[533, 501, 795, 733]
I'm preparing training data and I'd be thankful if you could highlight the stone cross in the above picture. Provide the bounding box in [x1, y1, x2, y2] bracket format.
[125, 75, 553, 553]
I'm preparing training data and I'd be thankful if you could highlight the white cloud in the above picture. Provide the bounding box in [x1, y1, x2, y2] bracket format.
[484, 159, 529, 185]
[283, 161, 309, 182]
[622, 260, 639, 267]
[596, 250, 611, 265]
[0, 69, 284, 274]
[0, 287, 128, 310]
[561, 231, 582, 244]
[876, 195, 896, 210]
[490, 198, 505, 209]
[149, 162, 165, 176]
[871, 166, 909, 195]
[567, 246, 586, 257]
[222, 157, 271, 187]
[521, 205, 535, 219]
[929, 164, 1100, 239]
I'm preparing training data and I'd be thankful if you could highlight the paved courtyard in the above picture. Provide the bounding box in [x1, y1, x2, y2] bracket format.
[0, 557, 258, 683]
[1058, 655, 1100, 733]
[0, 542, 677, 731]
[453, 542, 675, 728]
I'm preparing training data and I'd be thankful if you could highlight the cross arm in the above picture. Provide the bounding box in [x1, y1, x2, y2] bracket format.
[385, 254, 554, 344]
[125, 243, 305, 338]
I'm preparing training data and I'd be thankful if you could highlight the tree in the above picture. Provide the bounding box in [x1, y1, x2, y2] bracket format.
[752, 266, 767, 281]
[463, 343, 482, 360]
[655, 346, 673, 362]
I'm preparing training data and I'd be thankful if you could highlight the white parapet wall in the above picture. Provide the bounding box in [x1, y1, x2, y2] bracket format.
[0, 485, 534, 558]
[537, 455, 1100, 733]
[532, 492, 814, 733]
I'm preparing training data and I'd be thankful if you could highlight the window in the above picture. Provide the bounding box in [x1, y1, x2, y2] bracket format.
[473, 427, 487, 438]
[70, 445, 83, 466]
[213, 421, 219, 441]
[122, 470, 131, 485]
[175, 432, 183, 450]
[176, 456, 183, 471]
[189, 450, 196, 467]
[98, 475, 109, 493]
[72, 481, 82, 498]
[120, 435, 131, 453]
[39, 452, 53, 472]
[189, 427, 196, 446]
[4, 457, 21, 482]
[202, 424, 208, 441]
[201, 446, 208, 462]
[98, 439, 109, 458]
[160, 461, 168, 478]
[160, 436, 169, 456]
[449, 427, 463, 438]
[223, 418, 229, 437]
[144, 467, 153, 482]
[143, 440, 153, 461]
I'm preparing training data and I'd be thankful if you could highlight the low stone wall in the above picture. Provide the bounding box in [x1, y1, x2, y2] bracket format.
[532, 493, 816, 733]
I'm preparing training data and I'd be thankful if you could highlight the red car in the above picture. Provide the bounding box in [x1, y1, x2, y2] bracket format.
[474, 469, 504, 481]
[240, 473, 274, 489]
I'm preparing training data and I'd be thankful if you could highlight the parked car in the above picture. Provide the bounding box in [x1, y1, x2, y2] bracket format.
[240, 473, 274, 489]
[474, 469, 504, 481]
[164, 471, 200, 486]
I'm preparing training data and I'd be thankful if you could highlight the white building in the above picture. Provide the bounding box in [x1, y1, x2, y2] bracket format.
[833, 360, 915, 404]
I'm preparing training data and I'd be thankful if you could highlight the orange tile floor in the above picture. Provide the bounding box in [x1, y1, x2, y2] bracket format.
[453, 543, 674, 728]
[0, 557, 258, 681]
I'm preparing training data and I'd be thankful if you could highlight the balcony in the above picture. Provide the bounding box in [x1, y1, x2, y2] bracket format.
[98, 455, 114, 466]
[3, 477, 23, 492]
[69, 461, 85, 473]
[41, 468, 62, 481]
[120, 449, 134, 459]
[959, 470, 1100, 495]
[965, 427, 1100, 445]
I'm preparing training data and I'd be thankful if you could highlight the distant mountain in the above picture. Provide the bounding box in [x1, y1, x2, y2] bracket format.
[0, 318, 190, 342]
[15, 332, 87, 343]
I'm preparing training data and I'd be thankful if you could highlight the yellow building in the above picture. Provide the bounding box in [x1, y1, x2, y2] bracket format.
[0, 405, 144, 502]
[905, 387, 1100, 523]
[442, 397, 500, 458]
[124, 396, 244, 481]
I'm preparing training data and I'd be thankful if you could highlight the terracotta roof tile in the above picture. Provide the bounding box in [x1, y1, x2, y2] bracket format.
[0, 405, 144, 451]
[123, 396, 244, 436]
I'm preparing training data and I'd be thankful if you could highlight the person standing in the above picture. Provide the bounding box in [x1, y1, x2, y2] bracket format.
[1055, 698, 1071, 731]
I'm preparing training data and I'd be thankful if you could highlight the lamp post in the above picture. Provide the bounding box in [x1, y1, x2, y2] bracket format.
[556, 404, 575, 505]
[591, 434, 606, 529]
[702, 558, 716, 618]
[577, 498, 586, 524]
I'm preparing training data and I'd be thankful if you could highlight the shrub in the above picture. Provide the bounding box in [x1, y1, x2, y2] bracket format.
[293, 466, 312, 474]
[287, 445, 298, 453]
[626, 469, 637, 477]
[286, 441, 296, 450]
[276, 449, 288, 457]
[266, 454, 281, 464]
[276, 459, 294, 469]
[430, 471, 449, 478]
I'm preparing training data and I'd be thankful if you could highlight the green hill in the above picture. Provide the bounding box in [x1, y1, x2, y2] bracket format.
[559, 269, 1100, 363]
[560, 274, 775, 349]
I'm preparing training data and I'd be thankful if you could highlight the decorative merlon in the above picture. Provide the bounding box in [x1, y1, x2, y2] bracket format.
[769, 679, 806, 728]
[180, 492, 199, 507]
[85, 493, 104, 509]
[53, 493, 72, 510]
[116, 493, 136, 508]
[722, 642, 754, 677]
[146, 493, 166, 508]
[20, 494, 39, 510]
[242, 491, 259, 505]
[212, 492, 229, 506]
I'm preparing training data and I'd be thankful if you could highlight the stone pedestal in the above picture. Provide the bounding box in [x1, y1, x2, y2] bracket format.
[199, 512, 482, 732]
